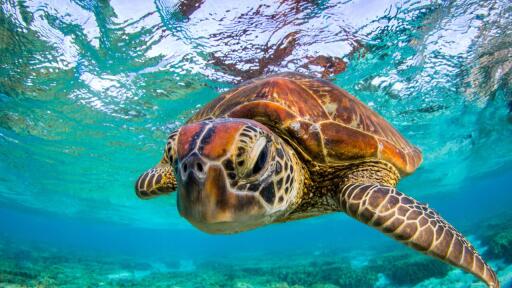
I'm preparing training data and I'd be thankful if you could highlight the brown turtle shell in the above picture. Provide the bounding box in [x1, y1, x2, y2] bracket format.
[188, 72, 422, 175]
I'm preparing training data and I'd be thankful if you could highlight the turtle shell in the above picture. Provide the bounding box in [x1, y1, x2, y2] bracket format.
[188, 72, 422, 175]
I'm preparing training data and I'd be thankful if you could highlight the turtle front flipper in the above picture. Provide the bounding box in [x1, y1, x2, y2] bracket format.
[135, 131, 178, 199]
[338, 183, 499, 288]
[135, 160, 176, 199]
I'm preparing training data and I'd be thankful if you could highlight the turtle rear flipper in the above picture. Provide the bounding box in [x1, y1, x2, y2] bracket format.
[338, 183, 499, 288]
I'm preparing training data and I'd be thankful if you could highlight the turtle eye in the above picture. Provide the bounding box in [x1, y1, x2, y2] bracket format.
[252, 143, 269, 175]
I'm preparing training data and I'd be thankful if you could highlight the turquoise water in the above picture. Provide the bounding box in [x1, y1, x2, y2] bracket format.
[1, 0, 511, 287]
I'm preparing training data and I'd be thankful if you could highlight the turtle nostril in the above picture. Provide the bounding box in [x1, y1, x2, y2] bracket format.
[196, 162, 203, 173]
[183, 163, 188, 173]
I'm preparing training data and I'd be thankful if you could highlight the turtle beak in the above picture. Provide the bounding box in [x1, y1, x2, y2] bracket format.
[177, 158, 268, 235]
[177, 158, 232, 224]
[135, 163, 177, 199]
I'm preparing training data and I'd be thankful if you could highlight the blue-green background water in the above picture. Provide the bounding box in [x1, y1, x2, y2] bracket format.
[1, 0, 512, 287]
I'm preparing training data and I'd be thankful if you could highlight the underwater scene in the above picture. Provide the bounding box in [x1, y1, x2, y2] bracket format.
[1, 0, 512, 287]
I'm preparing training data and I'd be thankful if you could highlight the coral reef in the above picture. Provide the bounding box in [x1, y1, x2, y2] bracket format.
[0, 231, 509, 288]
[478, 212, 512, 262]
[367, 251, 451, 286]
[486, 230, 512, 262]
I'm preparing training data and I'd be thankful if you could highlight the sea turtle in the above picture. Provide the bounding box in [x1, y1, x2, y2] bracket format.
[135, 72, 499, 287]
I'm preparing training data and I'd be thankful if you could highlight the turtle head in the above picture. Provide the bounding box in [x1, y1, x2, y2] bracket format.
[173, 118, 302, 234]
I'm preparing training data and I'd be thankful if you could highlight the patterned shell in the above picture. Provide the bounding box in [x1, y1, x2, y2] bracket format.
[188, 72, 422, 175]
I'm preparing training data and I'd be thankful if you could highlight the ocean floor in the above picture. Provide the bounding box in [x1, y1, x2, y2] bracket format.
[1, 213, 512, 288]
